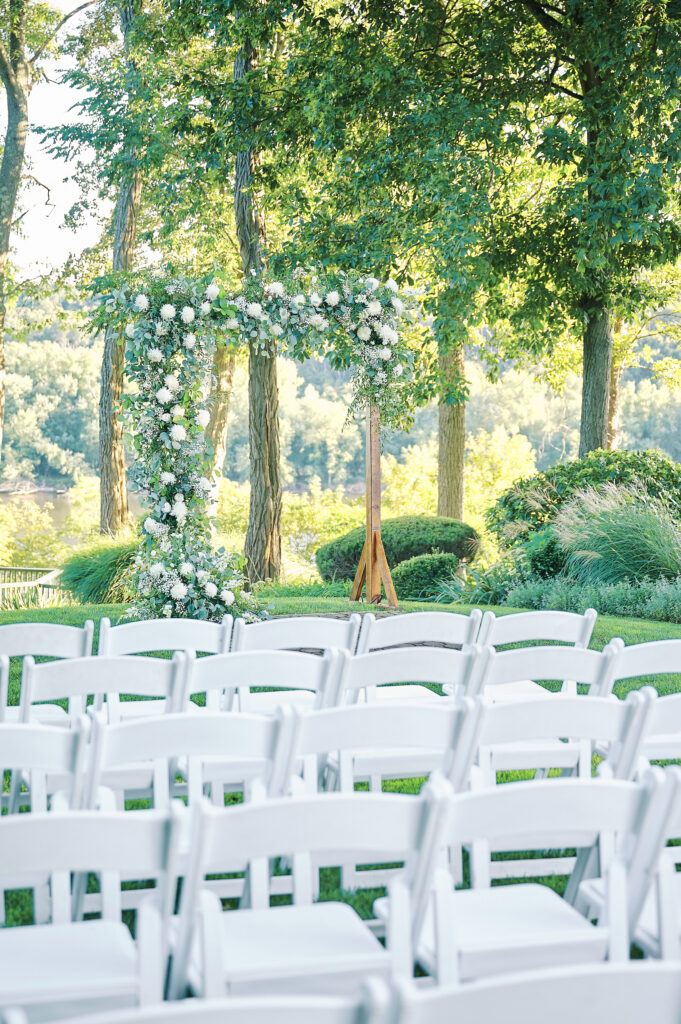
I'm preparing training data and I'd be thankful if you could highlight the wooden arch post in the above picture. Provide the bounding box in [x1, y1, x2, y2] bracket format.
[350, 404, 399, 607]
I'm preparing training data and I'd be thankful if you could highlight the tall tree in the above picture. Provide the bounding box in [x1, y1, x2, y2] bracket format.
[0, 0, 92, 465]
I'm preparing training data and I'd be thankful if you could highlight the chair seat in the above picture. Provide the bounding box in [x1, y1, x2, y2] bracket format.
[198, 901, 389, 996]
[375, 883, 607, 981]
[115, 698, 170, 720]
[365, 685, 445, 705]
[241, 690, 319, 714]
[327, 748, 442, 783]
[3, 704, 69, 727]
[484, 680, 554, 702]
[0, 919, 139, 1018]
[483, 738, 584, 773]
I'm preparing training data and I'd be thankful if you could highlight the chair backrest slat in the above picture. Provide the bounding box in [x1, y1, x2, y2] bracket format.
[477, 609, 597, 648]
[186, 649, 340, 711]
[98, 616, 232, 656]
[474, 642, 618, 696]
[0, 620, 94, 658]
[336, 646, 476, 700]
[231, 615, 361, 653]
[355, 610, 481, 654]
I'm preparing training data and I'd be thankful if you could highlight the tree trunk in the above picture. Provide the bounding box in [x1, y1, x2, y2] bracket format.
[99, 168, 142, 534]
[206, 345, 236, 478]
[234, 37, 281, 583]
[579, 304, 613, 457]
[0, 72, 29, 466]
[99, 1, 141, 534]
[437, 341, 465, 520]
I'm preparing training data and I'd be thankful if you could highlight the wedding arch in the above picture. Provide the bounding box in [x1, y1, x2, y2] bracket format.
[99, 267, 427, 620]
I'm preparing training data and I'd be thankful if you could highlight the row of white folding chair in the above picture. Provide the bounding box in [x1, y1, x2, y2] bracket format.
[2, 769, 677, 1016]
[20, 963, 681, 1024]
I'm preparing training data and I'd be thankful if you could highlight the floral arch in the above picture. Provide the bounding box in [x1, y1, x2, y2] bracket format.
[100, 267, 427, 620]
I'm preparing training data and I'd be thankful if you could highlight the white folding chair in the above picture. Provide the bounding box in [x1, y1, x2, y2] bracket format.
[0, 717, 91, 925]
[231, 615, 361, 654]
[600, 638, 681, 700]
[184, 649, 342, 715]
[0, 805, 183, 1020]
[469, 640, 621, 703]
[286, 700, 480, 890]
[454, 689, 656, 883]
[372, 770, 675, 984]
[392, 962, 681, 1024]
[34, 981, 391, 1024]
[355, 609, 481, 654]
[18, 653, 187, 725]
[0, 620, 94, 725]
[167, 778, 453, 999]
[476, 609, 597, 697]
[335, 645, 478, 715]
[98, 616, 233, 657]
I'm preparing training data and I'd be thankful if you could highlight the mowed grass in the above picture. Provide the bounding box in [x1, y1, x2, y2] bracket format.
[3, 600, 681, 932]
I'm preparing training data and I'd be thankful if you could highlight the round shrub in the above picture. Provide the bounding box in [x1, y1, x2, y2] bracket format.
[315, 515, 480, 582]
[486, 448, 681, 545]
[521, 528, 568, 578]
[392, 553, 461, 600]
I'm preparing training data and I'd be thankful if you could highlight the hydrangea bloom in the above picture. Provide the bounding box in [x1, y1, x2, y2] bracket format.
[200, 301, 211, 314]
[366, 300, 382, 316]
[325, 290, 340, 306]
[180, 562, 194, 577]
[170, 582, 187, 600]
[160, 304, 176, 320]
[164, 374, 180, 392]
[125, 323, 135, 338]
[385, 279, 399, 293]
[160, 471, 176, 484]
[204, 581, 218, 598]
[134, 293, 149, 311]
[169, 424, 186, 442]
[156, 387, 173, 405]
[221, 589, 235, 606]
[183, 333, 196, 349]
[246, 302, 263, 318]
[357, 324, 371, 342]
[181, 306, 195, 324]
[148, 348, 163, 363]
[196, 409, 210, 429]
[149, 563, 165, 578]
[265, 282, 285, 297]
[205, 282, 220, 301]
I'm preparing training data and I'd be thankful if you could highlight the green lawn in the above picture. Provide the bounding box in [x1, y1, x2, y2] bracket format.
[3, 599, 681, 934]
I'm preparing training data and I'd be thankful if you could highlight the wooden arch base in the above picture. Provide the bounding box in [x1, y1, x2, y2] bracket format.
[350, 405, 399, 608]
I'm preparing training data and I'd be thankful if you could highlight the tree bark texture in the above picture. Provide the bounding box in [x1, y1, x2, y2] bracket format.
[579, 304, 613, 457]
[437, 341, 466, 521]
[206, 345, 236, 478]
[234, 36, 281, 582]
[99, 1, 141, 534]
[0, 8, 30, 467]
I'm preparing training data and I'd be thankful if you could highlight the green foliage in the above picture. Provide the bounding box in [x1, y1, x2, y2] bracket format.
[435, 554, 526, 607]
[60, 539, 138, 605]
[316, 515, 479, 583]
[392, 553, 461, 601]
[0, 498, 67, 566]
[555, 483, 681, 585]
[505, 575, 681, 627]
[487, 449, 681, 544]
[522, 528, 568, 579]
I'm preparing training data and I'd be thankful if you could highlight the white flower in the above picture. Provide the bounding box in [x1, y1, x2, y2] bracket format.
[196, 570, 209, 582]
[134, 293, 149, 311]
[246, 301, 263, 318]
[170, 424, 186, 442]
[379, 347, 393, 360]
[197, 477, 211, 492]
[366, 300, 382, 316]
[357, 324, 371, 342]
[292, 293, 306, 306]
[181, 306, 195, 324]
[223, 318, 238, 330]
[149, 563, 165, 579]
[162, 502, 171, 513]
[165, 284, 176, 295]
[160, 303, 176, 321]
[310, 292, 322, 306]
[160, 413, 171, 423]
[204, 581, 218, 598]
[180, 562, 194, 577]
[170, 582, 187, 601]
[183, 333, 196, 350]
[309, 313, 328, 330]
[270, 323, 284, 337]
[164, 373, 180, 392]
[385, 279, 399, 293]
[325, 289, 340, 307]
[391, 296, 404, 314]
[148, 348, 163, 363]
[196, 409, 210, 429]
[378, 324, 399, 346]
[171, 503, 187, 521]
[393, 364, 404, 377]
[156, 387, 173, 404]
[155, 322, 168, 336]
[375, 370, 388, 385]
[171, 405, 183, 417]
[364, 278, 379, 292]
[205, 282, 220, 301]
[144, 517, 161, 537]
[173, 493, 185, 504]
[265, 281, 285, 297]
[160, 472, 176, 485]
[221, 589, 235, 606]
[125, 322, 135, 338]
[200, 301, 211, 314]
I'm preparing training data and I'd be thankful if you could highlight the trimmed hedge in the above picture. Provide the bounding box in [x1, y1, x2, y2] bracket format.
[392, 553, 461, 600]
[486, 449, 681, 544]
[315, 515, 480, 582]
